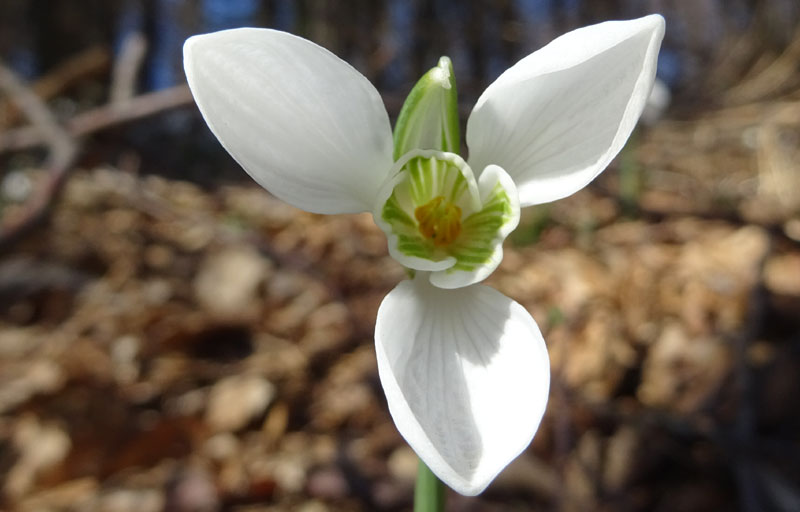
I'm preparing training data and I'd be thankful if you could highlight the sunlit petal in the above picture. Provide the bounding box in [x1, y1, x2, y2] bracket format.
[184, 28, 393, 214]
[375, 277, 550, 495]
[467, 15, 664, 206]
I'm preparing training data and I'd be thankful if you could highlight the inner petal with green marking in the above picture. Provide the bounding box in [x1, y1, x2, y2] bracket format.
[375, 149, 521, 289]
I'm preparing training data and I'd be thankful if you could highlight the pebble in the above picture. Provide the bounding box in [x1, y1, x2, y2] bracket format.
[205, 375, 276, 432]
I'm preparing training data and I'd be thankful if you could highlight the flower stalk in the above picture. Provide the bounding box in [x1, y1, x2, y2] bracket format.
[415, 459, 446, 512]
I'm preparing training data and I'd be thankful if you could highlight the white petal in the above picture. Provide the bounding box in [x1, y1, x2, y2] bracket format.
[184, 28, 393, 214]
[375, 277, 550, 495]
[467, 15, 665, 206]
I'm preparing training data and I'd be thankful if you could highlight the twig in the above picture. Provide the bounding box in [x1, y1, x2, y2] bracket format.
[110, 32, 148, 105]
[0, 46, 110, 129]
[0, 84, 193, 154]
[0, 62, 78, 251]
[74, 85, 192, 135]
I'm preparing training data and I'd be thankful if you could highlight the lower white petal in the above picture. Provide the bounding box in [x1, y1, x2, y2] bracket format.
[375, 277, 550, 495]
[184, 28, 393, 214]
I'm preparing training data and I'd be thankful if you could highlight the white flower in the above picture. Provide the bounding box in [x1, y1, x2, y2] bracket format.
[183, 15, 664, 496]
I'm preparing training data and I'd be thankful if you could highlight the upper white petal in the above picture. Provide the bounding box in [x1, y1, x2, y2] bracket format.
[375, 277, 550, 495]
[184, 28, 394, 214]
[466, 15, 665, 207]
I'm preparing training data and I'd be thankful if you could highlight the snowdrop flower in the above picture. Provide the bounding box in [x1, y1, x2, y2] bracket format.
[184, 15, 664, 495]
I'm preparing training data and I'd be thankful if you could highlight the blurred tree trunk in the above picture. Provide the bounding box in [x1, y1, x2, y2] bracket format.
[31, 0, 117, 73]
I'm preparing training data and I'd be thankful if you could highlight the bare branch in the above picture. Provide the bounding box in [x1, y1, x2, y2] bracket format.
[110, 32, 148, 105]
[0, 61, 78, 251]
[0, 84, 193, 154]
[0, 46, 110, 129]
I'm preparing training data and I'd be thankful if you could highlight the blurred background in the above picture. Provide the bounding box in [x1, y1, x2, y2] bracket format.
[1, 1, 799, 511]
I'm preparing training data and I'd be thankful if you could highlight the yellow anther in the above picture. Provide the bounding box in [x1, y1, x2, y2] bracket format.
[414, 195, 462, 247]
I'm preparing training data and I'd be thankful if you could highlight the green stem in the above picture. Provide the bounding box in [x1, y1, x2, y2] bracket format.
[414, 459, 446, 512]
[619, 129, 642, 217]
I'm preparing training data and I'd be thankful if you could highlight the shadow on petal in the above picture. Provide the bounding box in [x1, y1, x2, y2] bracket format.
[375, 277, 549, 495]
[398, 312, 484, 479]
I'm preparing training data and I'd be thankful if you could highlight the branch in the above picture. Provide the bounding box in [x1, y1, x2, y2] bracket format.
[110, 32, 148, 105]
[0, 62, 78, 251]
[0, 84, 193, 154]
[0, 46, 110, 129]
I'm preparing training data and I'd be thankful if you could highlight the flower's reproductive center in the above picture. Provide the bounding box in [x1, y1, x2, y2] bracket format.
[415, 196, 462, 247]
[379, 151, 481, 264]
[377, 149, 517, 285]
